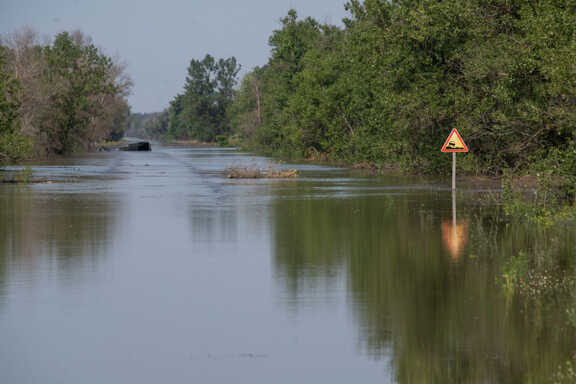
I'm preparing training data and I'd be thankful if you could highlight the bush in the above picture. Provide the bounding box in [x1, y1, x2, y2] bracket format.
[216, 135, 229, 147]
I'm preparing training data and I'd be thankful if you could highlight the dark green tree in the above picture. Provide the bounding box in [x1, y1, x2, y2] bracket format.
[228, 1, 576, 175]
[166, 54, 240, 142]
[0, 46, 30, 164]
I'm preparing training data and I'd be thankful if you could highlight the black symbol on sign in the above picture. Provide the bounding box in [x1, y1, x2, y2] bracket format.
[448, 140, 462, 149]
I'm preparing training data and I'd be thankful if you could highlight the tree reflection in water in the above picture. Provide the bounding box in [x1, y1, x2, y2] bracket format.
[0, 185, 119, 296]
[272, 192, 576, 383]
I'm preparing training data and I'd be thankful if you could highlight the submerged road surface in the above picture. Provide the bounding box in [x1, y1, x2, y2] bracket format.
[0, 145, 574, 383]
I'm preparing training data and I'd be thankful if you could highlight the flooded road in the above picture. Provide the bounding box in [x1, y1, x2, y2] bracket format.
[0, 145, 575, 383]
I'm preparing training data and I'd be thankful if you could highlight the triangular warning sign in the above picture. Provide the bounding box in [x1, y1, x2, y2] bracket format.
[441, 128, 468, 152]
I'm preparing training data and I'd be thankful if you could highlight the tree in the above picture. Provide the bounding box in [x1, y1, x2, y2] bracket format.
[229, 10, 333, 155]
[165, 54, 240, 142]
[0, 46, 30, 164]
[1, 29, 132, 158]
[1, 29, 48, 139]
[41, 32, 117, 154]
[229, 69, 264, 141]
[227, 1, 576, 175]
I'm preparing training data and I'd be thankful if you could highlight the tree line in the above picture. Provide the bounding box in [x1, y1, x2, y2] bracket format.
[142, 54, 240, 143]
[0, 29, 131, 164]
[231, 1, 576, 175]
[145, 0, 576, 178]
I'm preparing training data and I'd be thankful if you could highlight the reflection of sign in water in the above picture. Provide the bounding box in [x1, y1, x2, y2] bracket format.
[442, 191, 469, 260]
[441, 220, 468, 261]
[441, 128, 468, 153]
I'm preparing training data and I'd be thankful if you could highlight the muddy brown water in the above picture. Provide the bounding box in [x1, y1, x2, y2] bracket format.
[0, 145, 574, 383]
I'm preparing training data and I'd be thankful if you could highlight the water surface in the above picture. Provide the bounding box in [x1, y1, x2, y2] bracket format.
[0, 146, 574, 383]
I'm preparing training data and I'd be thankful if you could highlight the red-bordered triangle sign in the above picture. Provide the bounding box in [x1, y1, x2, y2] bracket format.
[441, 128, 468, 152]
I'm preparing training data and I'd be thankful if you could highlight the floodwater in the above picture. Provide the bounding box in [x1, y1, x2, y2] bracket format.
[0, 145, 575, 383]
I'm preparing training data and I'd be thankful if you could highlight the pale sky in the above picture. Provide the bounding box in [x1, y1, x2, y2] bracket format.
[1, 0, 349, 113]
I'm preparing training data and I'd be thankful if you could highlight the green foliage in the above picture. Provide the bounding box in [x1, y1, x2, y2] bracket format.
[226, 2, 576, 174]
[500, 167, 576, 227]
[531, 142, 576, 203]
[502, 251, 529, 296]
[0, 131, 32, 164]
[163, 54, 240, 142]
[1, 29, 131, 159]
[0, 47, 31, 164]
[553, 360, 576, 384]
[105, 99, 131, 142]
[0, 47, 19, 136]
[41, 32, 116, 155]
[215, 135, 229, 147]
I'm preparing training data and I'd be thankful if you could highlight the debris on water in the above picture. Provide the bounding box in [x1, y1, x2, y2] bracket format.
[225, 162, 298, 179]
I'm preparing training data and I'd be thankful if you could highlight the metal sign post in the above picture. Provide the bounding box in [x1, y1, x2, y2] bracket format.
[452, 152, 456, 190]
[452, 186, 456, 227]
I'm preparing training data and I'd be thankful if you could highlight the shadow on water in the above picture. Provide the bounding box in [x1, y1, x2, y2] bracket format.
[271, 188, 576, 383]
